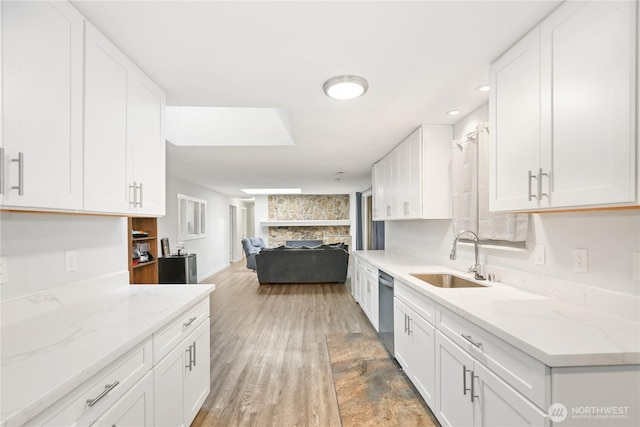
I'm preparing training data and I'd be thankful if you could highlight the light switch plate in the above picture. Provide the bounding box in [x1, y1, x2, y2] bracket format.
[534, 245, 545, 266]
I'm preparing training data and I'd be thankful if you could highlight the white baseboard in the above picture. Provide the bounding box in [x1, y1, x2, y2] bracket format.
[198, 264, 230, 283]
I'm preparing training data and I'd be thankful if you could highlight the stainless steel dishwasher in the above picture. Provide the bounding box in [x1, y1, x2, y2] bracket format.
[378, 270, 394, 355]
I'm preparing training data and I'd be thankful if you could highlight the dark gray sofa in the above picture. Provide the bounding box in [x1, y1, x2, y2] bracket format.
[255, 245, 348, 284]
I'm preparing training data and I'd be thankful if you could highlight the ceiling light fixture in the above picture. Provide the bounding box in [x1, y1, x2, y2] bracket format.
[323, 75, 368, 100]
[447, 110, 461, 116]
[476, 85, 490, 92]
[241, 188, 302, 195]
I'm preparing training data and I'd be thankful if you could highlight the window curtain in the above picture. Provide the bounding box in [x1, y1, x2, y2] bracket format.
[451, 123, 528, 243]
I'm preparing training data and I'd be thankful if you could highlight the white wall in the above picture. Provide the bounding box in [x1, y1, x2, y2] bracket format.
[386, 103, 640, 297]
[158, 174, 251, 281]
[0, 213, 127, 301]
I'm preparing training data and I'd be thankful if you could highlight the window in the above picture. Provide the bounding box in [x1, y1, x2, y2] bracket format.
[178, 194, 206, 240]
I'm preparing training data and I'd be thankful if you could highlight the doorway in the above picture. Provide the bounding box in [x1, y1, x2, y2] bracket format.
[229, 205, 238, 262]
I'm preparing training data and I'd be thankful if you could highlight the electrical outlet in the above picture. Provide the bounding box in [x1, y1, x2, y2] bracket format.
[573, 248, 588, 273]
[0, 256, 7, 285]
[632, 252, 640, 281]
[535, 245, 546, 266]
[65, 250, 77, 273]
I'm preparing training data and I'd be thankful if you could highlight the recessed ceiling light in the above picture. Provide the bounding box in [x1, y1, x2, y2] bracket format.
[241, 188, 302, 195]
[447, 110, 461, 116]
[476, 85, 490, 92]
[323, 75, 368, 100]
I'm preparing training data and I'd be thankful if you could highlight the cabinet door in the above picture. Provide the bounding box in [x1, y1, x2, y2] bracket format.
[153, 340, 187, 427]
[540, 0, 637, 208]
[393, 298, 412, 372]
[128, 71, 166, 216]
[84, 24, 130, 213]
[183, 320, 211, 426]
[2, 0, 83, 210]
[372, 163, 383, 220]
[411, 312, 436, 409]
[473, 362, 547, 427]
[489, 27, 542, 212]
[435, 331, 474, 427]
[92, 371, 154, 427]
[394, 130, 422, 219]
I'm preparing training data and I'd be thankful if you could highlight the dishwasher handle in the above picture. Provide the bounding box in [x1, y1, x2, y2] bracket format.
[379, 276, 394, 289]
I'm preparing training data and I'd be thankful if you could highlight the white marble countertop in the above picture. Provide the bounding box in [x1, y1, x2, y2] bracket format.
[355, 250, 640, 368]
[0, 282, 215, 427]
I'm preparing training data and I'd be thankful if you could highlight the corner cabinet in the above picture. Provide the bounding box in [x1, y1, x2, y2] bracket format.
[1, 0, 84, 210]
[372, 125, 452, 221]
[84, 22, 166, 217]
[490, 0, 638, 212]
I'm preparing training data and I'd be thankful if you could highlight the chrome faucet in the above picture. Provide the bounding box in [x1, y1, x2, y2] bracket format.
[450, 230, 486, 280]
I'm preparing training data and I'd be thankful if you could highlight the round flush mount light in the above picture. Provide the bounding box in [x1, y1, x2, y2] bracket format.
[476, 84, 490, 92]
[323, 75, 369, 100]
[447, 109, 461, 116]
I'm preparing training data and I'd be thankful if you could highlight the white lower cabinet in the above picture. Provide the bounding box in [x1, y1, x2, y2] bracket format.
[435, 331, 546, 427]
[90, 371, 154, 427]
[154, 315, 211, 427]
[354, 255, 379, 332]
[394, 298, 436, 408]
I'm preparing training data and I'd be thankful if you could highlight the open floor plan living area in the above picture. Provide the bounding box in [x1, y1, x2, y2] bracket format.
[1, 1, 639, 427]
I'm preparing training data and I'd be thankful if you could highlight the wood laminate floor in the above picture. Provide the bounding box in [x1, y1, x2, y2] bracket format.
[191, 260, 421, 427]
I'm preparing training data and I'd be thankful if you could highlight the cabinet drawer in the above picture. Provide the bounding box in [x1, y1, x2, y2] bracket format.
[153, 297, 209, 364]
[363, 261, 378, 278]
[436, 306, 549, 409]
[355, 257, 365, 268]
[395, 279, 436, 325]
[26, 339, 152, 426]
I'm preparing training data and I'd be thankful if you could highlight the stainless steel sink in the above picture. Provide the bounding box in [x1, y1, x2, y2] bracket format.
[409, 273, 488, 289]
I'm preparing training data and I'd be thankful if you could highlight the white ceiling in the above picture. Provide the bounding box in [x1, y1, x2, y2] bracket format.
[71, 0, 562, 197]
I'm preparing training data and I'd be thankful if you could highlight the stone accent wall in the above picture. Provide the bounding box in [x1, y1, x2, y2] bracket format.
[268, 195, 349, 220]
[267, 195, 351, 248]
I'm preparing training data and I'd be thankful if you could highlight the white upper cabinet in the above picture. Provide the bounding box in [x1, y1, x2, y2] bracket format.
[84, 24, 166, 216]
[489, 28, 541, 212]
[2, 0, 84, 210]
[372, 125, 452, 220]
[128, 73, 166, 216]
[490, 0, 637, 212]
[84, 25, 130, 213]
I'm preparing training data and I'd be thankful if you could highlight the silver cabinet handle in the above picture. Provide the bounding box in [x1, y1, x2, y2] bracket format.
[404, 314, 408, 333]
[191, 341, 196, 367]
[183, 316, 197, 328]
[386, 205, 391, 216]
[129, 182, 137, 207]
[462, 334, 482, 349]
[527, 170, 537, 201]
[86, 381, 119, 407]
[11, 152, 24, 195]
[538, 168, 549, 200]
[185, 346, 192, 371]
[0, 147, 5, 195]
[137, 182, 143, 207]
[471, 371, 479, 403]
[463, 366, 471, 396]
[407, 317, 412, 336]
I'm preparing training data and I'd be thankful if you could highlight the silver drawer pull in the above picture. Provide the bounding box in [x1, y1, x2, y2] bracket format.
[86, 381, 119, 407]
[462, 334, 482, 348]
[183, 317, 197, 328]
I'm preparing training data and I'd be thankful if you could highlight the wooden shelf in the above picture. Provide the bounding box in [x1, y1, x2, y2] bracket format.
[128, 217, 158, 284]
